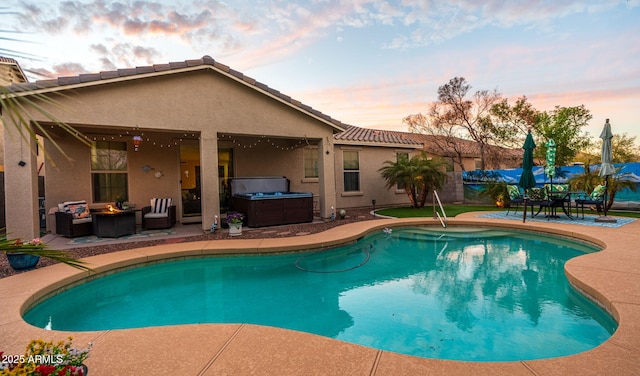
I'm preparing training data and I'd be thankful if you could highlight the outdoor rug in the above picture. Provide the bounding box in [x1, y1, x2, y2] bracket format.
[66, 228, 177, 245]
[478, 211, 636, 229]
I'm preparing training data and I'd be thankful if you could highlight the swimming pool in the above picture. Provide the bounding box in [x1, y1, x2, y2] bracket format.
[24, 226, 616, 361]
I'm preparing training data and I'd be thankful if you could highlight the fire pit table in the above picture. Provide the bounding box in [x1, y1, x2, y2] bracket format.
[92, 210, 136, 238]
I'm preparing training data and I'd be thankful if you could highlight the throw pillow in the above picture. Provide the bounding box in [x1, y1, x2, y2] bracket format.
[591, 185, 606, 200]
[151, 198, 172, 214]
[552, 184, 567, 193]
[67, 203, 90, 219]
[528, 187, 546, 201]
[61, 200, 87, 213]
[507, 185, 521, 200]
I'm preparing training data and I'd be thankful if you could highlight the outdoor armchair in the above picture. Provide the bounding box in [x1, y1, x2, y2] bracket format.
[55, 200, 93, 238]
[142, 198, 176, 230]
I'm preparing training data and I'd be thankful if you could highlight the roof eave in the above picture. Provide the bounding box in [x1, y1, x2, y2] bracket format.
[7, 63, 346, 133]
[334, 139, 423, 149]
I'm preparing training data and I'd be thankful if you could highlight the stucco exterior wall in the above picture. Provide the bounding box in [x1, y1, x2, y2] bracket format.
[4, 67, 340, 238]
[27, 71, 335, 139]
[334, 144, 415, 210]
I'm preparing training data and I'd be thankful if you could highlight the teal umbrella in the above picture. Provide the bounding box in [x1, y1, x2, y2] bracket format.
[519, 131, 536, 222]
[544, 139, 556, 184]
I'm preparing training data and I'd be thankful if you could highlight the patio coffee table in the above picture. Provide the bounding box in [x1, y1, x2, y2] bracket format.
[92, 210, 136, 238]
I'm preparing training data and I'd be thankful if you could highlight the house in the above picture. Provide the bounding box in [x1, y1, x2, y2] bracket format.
[2, 56, 426, 241]
[333, 125, 424, 209]
[0, 56, 27, 87]
[0, 56, 29, 171]
[395, 132, 523, 171]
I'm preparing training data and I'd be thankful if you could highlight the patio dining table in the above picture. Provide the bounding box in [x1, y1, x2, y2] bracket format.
[532, 191, 578, 220]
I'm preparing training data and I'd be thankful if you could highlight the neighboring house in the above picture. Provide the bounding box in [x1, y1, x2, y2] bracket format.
[0, 56, 30, 171]
[2, 56, 423, 240]
[0, 56, 27, 86]
[396, 132, 523, 171]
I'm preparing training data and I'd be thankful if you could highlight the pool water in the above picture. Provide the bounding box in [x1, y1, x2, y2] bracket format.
[24, 227, 617, 361]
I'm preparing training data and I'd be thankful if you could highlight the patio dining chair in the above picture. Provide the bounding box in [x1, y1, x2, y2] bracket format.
[574, 185, 606, 219]
[526, 187, 553, 218]
[544, 184, 571, 219]
[506, 185, 524, 215]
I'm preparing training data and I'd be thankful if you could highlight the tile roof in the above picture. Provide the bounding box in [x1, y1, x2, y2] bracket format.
[394, 132, 522, 159]
[333, 125, 422, 146]
[332, 126, 521, 159]
[0, 56, 28, 85]
[4, 55, 346, 131]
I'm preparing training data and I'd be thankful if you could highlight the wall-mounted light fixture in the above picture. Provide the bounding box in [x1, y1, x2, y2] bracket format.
[132, 135, 143, 152]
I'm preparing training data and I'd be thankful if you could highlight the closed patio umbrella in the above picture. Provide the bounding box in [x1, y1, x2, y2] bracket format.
[545, 139, 556, 185]
[596, 119, 617, 223]
[544, 138, 560, 218]
[519, 131, 536, 223]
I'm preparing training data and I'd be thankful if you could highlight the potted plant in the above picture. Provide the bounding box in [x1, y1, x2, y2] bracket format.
[226, 212, 244, 236]
[480, 181, 510, 208]
[0, 337, 92, 375]
[2, 230, 90, 272]
[114, 195, 127, 210]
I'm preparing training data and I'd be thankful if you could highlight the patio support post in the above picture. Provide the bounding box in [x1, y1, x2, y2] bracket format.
[3, 122, 40, 240]
[200, 132, 220, 232]
[317, 136, 336, 219]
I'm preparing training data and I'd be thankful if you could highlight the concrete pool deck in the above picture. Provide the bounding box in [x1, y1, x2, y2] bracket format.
[1, 213, 639, 375]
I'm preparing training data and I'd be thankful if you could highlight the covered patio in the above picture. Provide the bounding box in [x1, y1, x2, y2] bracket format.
[2, 56, 342, 242]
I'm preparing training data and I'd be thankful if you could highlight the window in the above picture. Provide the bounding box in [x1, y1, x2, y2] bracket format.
[343, 150, 360, 192]
[303, 148, 318, 178]
[474, 158, 482, 170]
[91, 141, 128, 202]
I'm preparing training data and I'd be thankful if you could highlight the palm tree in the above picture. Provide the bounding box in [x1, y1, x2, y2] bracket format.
[379, 152, 448, 208]
[604, 172, 637, 212]
[568, 160, 600, 195]
[568, 161, 637, 211]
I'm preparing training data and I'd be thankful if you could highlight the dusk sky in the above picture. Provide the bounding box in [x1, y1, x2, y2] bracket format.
[2, 1, 639, 143]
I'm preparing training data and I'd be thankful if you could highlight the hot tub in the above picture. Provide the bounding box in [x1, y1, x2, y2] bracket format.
[229, 177, 314, 228]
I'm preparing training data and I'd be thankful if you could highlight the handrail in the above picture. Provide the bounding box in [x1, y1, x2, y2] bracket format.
[432, 190, 447, 228]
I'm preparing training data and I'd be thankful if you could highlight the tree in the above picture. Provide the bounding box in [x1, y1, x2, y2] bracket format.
[568, 162, 637, 211]
[568, 161, 601, 195]
[407, 77, 502, 170]
[404, 113, 468, 171]
[610, 133, 640, 163]
[535, 105, 593, 166]
[378, 152, 448, 208]
[490, 96, 539, 149]
[605, 171, 638, 211]
[491, 98, 595, 167]
[574, 132, 640, 165]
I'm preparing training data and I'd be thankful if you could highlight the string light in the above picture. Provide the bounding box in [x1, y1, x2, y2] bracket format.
[78, 127, 313, 151]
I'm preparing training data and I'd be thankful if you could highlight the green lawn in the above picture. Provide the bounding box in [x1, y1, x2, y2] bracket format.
[376, 205, 640, 219]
